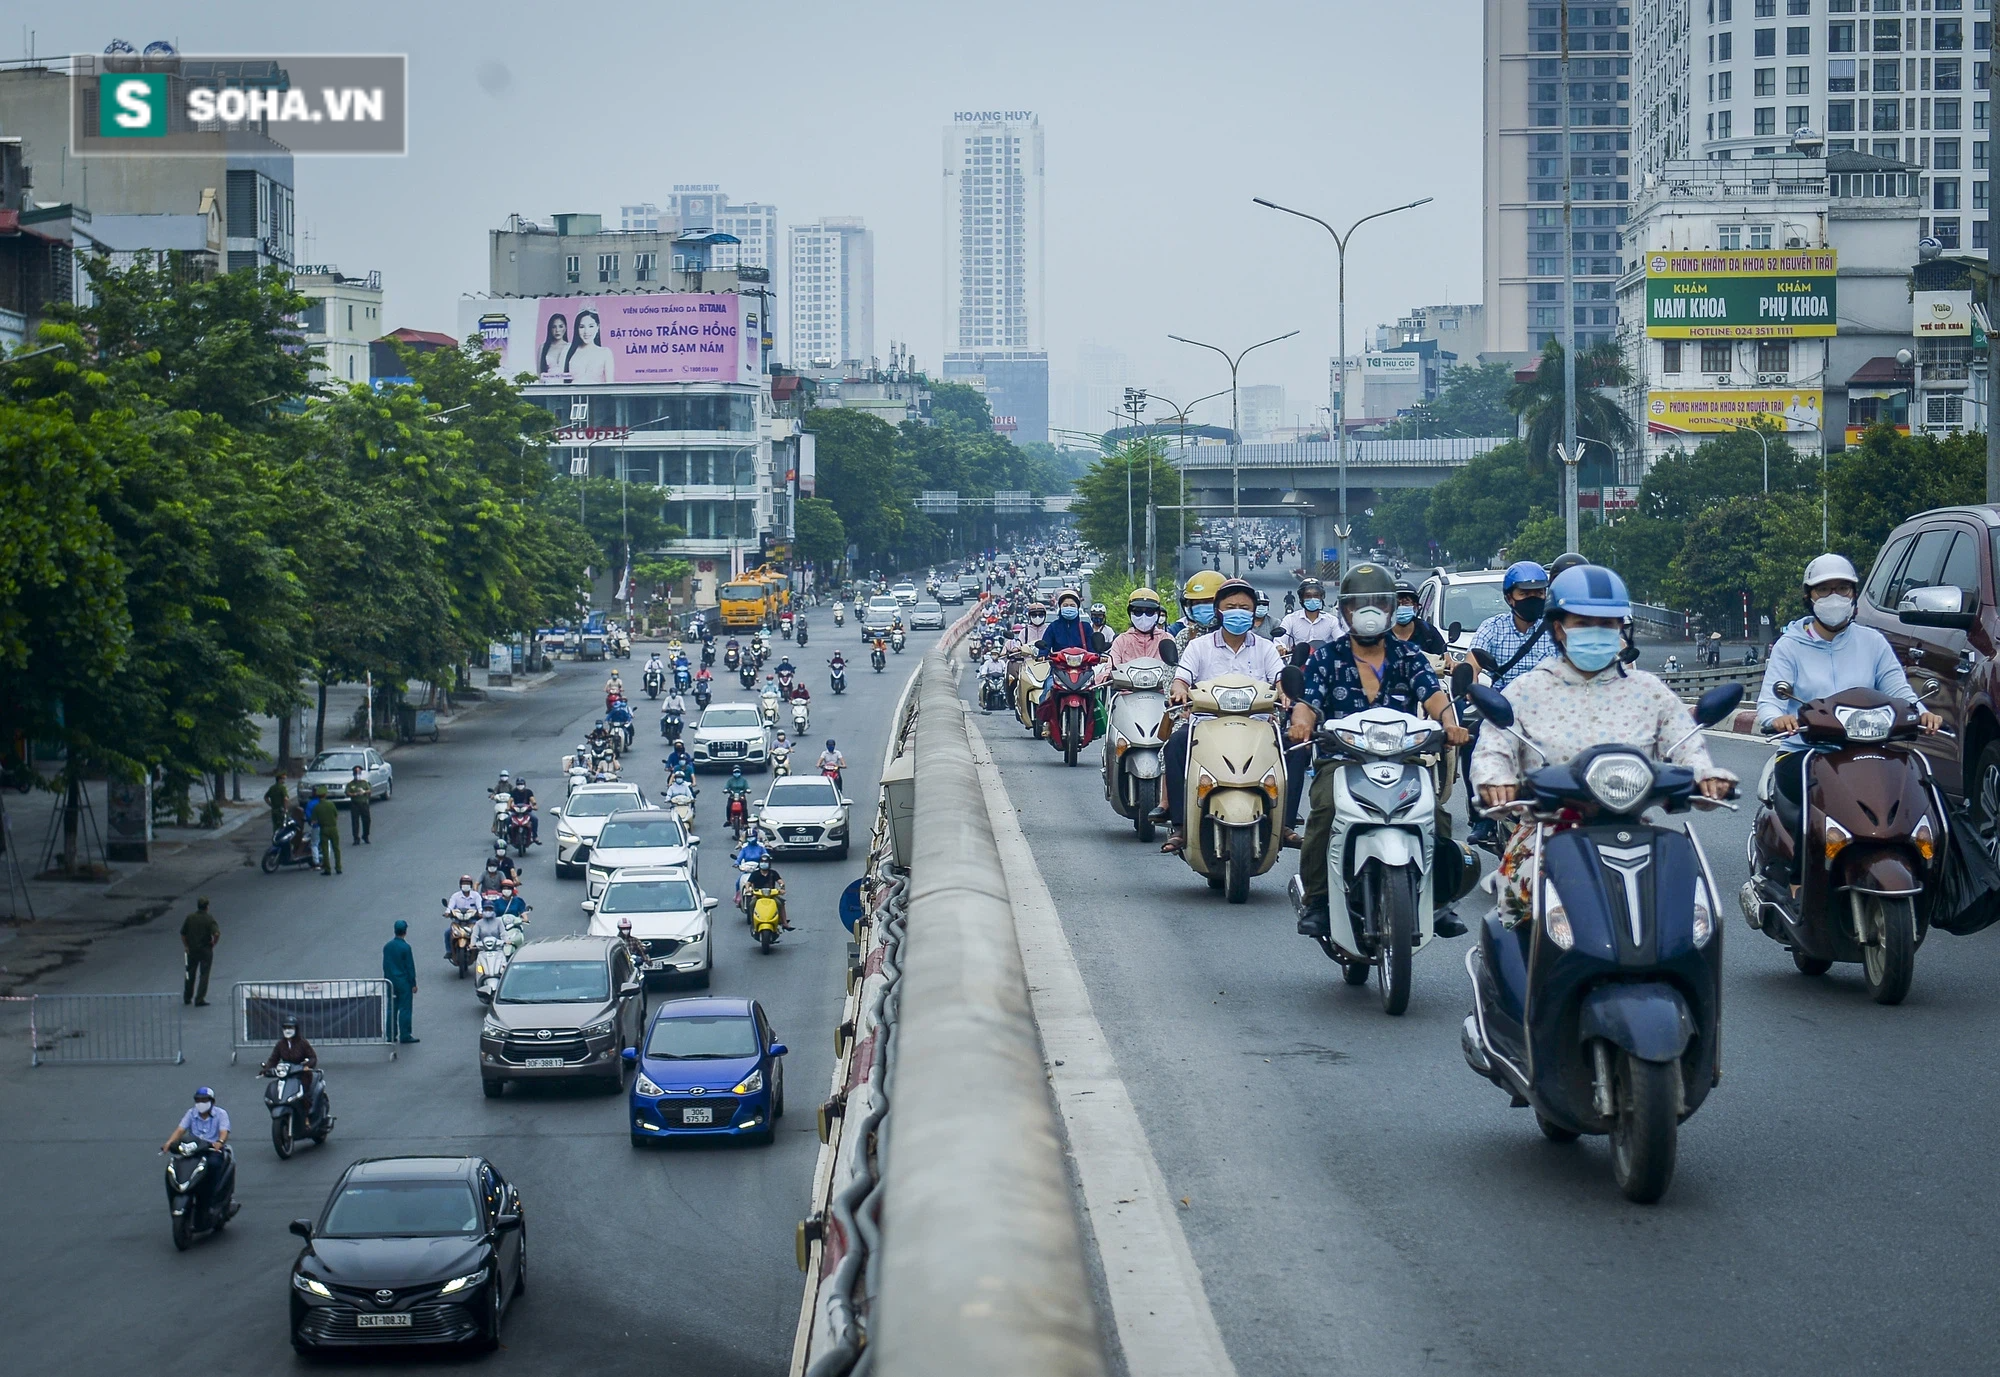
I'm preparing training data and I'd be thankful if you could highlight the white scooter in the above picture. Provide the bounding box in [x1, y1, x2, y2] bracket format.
[1101, 658, 1171, 842]
[474, 913, 531, 1004]
[791, 698, 811, 734]
[1288, 706, 1472, 1016]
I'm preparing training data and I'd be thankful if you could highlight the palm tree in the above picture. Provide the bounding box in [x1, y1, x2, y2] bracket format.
[1506, 339, 1633, 479]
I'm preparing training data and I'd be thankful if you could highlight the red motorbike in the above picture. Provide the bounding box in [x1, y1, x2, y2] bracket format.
[1036, 648, 1102, 767]
[726, 795, 749, 842]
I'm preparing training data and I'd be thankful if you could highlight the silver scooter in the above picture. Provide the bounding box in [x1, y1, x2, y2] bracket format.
[1101, 658, 1171, 842]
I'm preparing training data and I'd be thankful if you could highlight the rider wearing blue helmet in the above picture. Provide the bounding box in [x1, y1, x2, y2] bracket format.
[1463, 560, 1556, 841]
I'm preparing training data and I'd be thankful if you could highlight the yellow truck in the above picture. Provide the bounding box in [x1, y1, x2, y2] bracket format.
[719, 578, 773, 630]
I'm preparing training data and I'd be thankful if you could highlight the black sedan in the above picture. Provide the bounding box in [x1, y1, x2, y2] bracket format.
[289, 1156, 525, 1353]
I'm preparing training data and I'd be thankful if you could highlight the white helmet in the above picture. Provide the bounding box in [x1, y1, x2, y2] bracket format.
[1802, 553, 1860, 589]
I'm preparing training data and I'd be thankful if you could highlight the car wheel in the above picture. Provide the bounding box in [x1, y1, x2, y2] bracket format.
[692, 962, 712, 989]
[775, 1066, 786, 1118]
[382, 778, 392, 802]
[482, 1078, 504, 1099]
[1974, 739, 2000, 862]
[480, 1278, 504, 1352]
[513, 1228, 527, 1297]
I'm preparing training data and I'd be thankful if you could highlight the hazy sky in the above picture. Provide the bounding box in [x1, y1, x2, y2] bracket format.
[26, 0, 1482, 430]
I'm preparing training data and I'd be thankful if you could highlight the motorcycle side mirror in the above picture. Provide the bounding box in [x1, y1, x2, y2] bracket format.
[1471, 647, 1500, 674]
[1692, 682, 1745, 728]
[1773, 680, 1794, 700]
[1447, 621, 1463, 641]
[1468, 684, 1513, 729]
[289, 1219, 315, 1239]
[1449, 661, 1475, 697]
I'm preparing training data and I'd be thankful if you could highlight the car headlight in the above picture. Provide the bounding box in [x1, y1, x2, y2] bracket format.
[581, 1018, 615, 1038]
[1213, 685, 1255, 713]
[1692, 879, 1714, 948]
[557, 827, 579, 842]
[1582, 752, 1654, 814]
[481, 1019, 504, 1038]
[635, 1071, 665, 1096]
[438, 1268, 488, 1296]
[1834, 703, 1895, 742]
[293, 1274, 333, 1298]
[731, 1068, 764, 1095]
[1541, 880, 1574, 949]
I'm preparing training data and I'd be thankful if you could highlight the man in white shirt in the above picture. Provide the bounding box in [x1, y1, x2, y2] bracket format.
[1163, 578, 1292, 853]
[1276, 577, 1346, 663]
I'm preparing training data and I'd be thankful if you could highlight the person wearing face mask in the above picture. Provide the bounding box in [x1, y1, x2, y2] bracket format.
[1250, 595, 1280, 640]
[1159, 578, 1291, 854]
[1277, 577, 1347, 665]
[1471, 565, 1736, 919]
[1389, 578, 1447, 655]
[1464, 561, 1557, 842]
[1087, 602, 1114, 653]
[1170, 570, 1226, 647]
[1035, 588, 1097, 657]
[1292, 564, 1471, 936]
[163, 1087, 232, 1155]
[1108, 589, 1179, 666]
[1755, 554, 1938, 808]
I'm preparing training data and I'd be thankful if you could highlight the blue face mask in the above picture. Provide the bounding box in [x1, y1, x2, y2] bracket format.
[1220, 608, 1255, 636]
[1302, 598, 1323, 612]
[1562, 626, 1623, 672]
[1189, 604, 1217, 627]
[1394, 606, 1416, 626]
[1059, 605, 1079, 621]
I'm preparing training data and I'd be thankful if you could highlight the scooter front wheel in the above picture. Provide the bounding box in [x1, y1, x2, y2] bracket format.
[260, 849, 281, 875]
[1132, 779, 1157, 843]
[171, 1210, 194, 1251]
[1861, 893, 1917, 1005]
[273, 1114, 294, 1160]
[1368, 860, 1419, 1015]
[1609, 1052, 1679, 1204]
[1224, 825, 1255, 904]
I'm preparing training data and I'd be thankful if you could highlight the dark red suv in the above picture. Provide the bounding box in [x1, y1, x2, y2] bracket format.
[1854, 505, 2000, 836]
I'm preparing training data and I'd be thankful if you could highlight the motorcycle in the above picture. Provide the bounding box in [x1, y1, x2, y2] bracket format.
[694, 680, 713, 710]
[750, 885, 785, 952]
[263, 1062, 333, 1159]
[831, 665, 848, 696]
[260, 819, 319, 874]
[1743, 685, 1944, 1004]
[781, 612, 795, 640]
[163, 1138, 237, 1251]
[725, 643, 742, 671]
[673, 663, 693, 693]
[870, 644, 887, 673]
[979, 663, 1009, 714]
[490, 790, 512, 837]
[670, 795, 697, 830]
[662, 709, 684, 741]
[475, 914, 528, 1003]
[796, 621, 809, 648]
[1287, 706, 1478, 1015]
[833, 604, 845, 626]
[1459, 683, 1739, 1204]
[772, 744, 793, 777]
[1178, 675, 1287, 904]
[1013, 655, 1052, 736]
[761, 694, 782, 728]
[891, 628, 907, 654]
[1101, 658, 1170, 839]
[446, 910, 477, 978]
[506, 805, 535, 857]
[701, 640, 716, 667]
[792, 699, 811, 735]
[643, 668, 664, 699]
[821, 765, 844, 792]
[726, 794, 750, 841]
[740, 663, 758, 690]
[1036, 648, 1102, 767]
[777, 669, 797, 697]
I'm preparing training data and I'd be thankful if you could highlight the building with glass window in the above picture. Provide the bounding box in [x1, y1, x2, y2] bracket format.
[788, 217, 874, 367]
[1634, 0, 1990, 251]
[942, 112, 1048, 443]
[1483, 3, 1636, 359]
[293, 268, 382, 388]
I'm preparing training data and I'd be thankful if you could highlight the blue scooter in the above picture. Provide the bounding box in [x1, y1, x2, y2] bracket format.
[1459, 682, 1740, 1204]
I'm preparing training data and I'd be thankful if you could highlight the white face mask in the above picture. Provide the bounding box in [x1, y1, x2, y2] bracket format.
[1348, 607, 1390, 639]
[1129, 612, 1161, 632]
[1813, 593, 1855, 629]
[195, 1101, 214, 1116]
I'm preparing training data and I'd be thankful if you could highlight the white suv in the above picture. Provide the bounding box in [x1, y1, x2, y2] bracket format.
[1416, 569, 1511, 656]
[552, 782, 647, 878]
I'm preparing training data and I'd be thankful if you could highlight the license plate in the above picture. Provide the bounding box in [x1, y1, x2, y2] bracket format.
[523, 1057, 565, 1069]
[357, 1313, 411, 1329]
[682, 1106, 714, 1125]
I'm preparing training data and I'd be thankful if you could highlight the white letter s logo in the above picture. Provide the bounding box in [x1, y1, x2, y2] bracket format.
[113, 78, 153, 130]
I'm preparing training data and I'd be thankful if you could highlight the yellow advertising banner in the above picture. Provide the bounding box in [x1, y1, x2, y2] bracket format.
[1646, 389, 1825, 435]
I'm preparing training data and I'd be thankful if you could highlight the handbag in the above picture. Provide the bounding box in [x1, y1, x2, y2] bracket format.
[1926, 804, 2000, 937]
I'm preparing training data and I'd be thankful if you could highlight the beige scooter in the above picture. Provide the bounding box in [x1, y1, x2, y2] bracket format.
[1014, 654, 1052, 737]
[1179, 674, 1287, 903]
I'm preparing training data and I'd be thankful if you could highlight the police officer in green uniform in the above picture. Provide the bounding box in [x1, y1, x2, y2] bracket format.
[180, 898, 220, 1005]
[346, 766, 373, 844]
[310, 788, 342, 875]
[263, 774, 289, 832]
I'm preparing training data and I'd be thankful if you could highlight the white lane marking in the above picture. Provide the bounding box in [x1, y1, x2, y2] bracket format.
[967, 721, 1239, 1377]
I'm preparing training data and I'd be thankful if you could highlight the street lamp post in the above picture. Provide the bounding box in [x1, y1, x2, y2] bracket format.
[1123, 387, 1148, 580]
[1728, 421, 1772, 495]
[1254, 193, 1434, 576]
[1137, 388, 1229, 584]
[1168, 330, 1300, 576]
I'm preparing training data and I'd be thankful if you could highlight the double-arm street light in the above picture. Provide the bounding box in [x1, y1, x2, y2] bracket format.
[1137, 387, 1231, 581]
[1168, 330, 1300, 576]
[1253, 194, 1434, 576]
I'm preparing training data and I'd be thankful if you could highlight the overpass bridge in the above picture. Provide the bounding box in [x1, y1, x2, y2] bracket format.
[1168, 436, 1511, 565]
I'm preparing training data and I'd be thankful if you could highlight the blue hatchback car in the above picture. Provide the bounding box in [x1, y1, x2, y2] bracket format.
[625, 997, 787, 1146]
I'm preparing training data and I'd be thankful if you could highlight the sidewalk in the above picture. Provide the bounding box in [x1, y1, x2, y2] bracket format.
[0, 668, 555, 994]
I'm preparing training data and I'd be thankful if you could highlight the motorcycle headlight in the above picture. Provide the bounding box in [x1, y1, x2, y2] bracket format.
[293, 1274, 334, 1299]
[1363, 721, 1408, 756]
[581, 1018, 615, 1038]
[1213, 686, 1255, 714]
[1582, 752, 1654, 814]
[635, 1071, 665, 1096]
[1540, 881, 1574, 950]
[731, 1068, 764, 1095]
[438, 1268, 489, 1296]
[1692, 878, 1714, 948]
[1128, 669, 1160, 690]
[1834, 704, 1895, 743]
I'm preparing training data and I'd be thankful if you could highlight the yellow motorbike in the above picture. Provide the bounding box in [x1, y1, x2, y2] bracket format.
[750, 885, 786, 953]
[1179, 675, 1287, 904]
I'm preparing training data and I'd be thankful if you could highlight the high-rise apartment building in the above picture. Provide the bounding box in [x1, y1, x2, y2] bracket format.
[1634, 0, 1991, 251]
[1482, 3, 1635, 358]
[666, 186, 778, 270]
[619, 202, 664, 232]
[943, 111, 1048, 442]
[789, 217, 875, 367]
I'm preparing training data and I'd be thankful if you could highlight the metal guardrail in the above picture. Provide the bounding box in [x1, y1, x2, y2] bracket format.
[28, 993, 185, 1066]
[228, 978, 397, 1063]
[1656, 661, 1766, 704]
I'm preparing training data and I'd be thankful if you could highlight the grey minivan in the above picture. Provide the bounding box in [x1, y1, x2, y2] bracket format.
[478, 936, 646, 1096]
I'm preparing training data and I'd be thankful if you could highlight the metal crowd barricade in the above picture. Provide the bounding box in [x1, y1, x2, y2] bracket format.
[28, 993, 185, 1066]
[229, 979, 397, 1063]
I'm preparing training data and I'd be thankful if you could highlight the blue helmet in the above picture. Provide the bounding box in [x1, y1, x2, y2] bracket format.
[1501, 560, 1550, 594]
[1547, 564, 1631, 619]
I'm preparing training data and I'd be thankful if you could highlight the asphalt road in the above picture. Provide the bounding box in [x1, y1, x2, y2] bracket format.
[971, 660, 2000, 1377]
[0, 624, 935, 1376]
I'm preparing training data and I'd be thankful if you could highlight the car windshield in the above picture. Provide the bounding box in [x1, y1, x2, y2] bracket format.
[867, 597, 900, 610]
[645, 1015, 760, 1059]
[917, 603, 941, 613]
[595, 817, 685, 849]
[321, 1181, 480, 1238]
[703, 705, 762, 728]
[1442, 583, 1510, 634]
[766, 780, 839, 809]
[563, 791, 638, 818]
[308, 751, 367, 771]
[497, 959, 609, 1003]
[600, 878, 699, 914]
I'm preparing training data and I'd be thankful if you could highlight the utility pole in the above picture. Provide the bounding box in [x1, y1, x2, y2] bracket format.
[1123, 387, 1148, 580]
[1560, 1, 1580, 550]
[1989, 12, 1999, 504]
[1170, 332, 1300, 577]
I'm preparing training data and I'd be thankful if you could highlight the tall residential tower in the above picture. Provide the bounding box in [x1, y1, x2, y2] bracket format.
[942, 111, 1048, 443]
[788, 217, 875, 367]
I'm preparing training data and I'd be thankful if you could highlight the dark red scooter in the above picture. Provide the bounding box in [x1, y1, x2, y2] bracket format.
[1036, 648, 1101, 767]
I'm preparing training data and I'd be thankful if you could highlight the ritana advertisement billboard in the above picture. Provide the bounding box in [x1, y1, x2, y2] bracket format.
[460, 294, 759, 385]
[1644, 249, 1837, 339]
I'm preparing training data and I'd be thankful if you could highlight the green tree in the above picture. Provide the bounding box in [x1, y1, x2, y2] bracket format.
[1826, 425, 1984, 571]
[1666, 493, 1823, 630]
[1506, 340, 1633, 478]
[794, 496, 847, 568]
[1421, 441, 1556, 565]
[929, 380, 994, 431]
[1639, 426, 1814, 521]
[1069, 440, 1177, 579]
[1379, 361, 1518, 440]
[805, 409, 908, 567]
